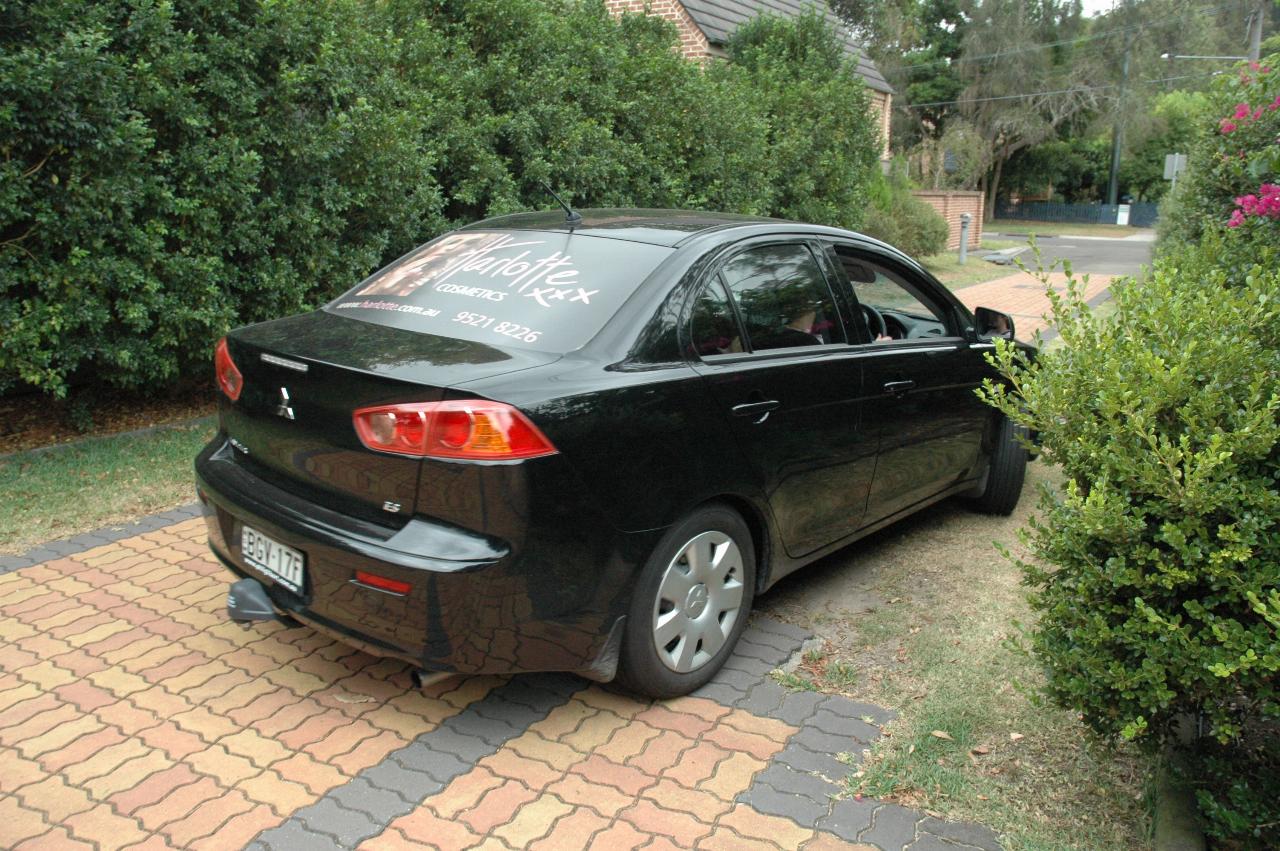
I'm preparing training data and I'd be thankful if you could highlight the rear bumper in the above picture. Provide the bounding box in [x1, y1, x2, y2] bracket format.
[194, 437, 658, 678]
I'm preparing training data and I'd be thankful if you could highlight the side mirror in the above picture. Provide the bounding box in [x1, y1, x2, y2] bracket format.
[975, 307, 1014, 341]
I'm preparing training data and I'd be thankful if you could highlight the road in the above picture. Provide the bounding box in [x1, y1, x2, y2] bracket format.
[989, 229, 1155, 277]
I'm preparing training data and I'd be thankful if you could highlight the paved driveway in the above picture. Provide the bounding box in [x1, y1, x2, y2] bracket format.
[1, 512, 1003, 851]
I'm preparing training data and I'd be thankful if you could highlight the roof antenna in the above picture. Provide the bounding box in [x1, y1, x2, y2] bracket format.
[542, 182, 583, 228]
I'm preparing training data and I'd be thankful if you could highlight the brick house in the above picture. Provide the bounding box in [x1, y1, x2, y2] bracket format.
[604, 0, 893, 157]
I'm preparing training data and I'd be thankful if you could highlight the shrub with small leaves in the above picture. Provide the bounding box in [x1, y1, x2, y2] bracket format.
[981, 248, 1278, 747]
[980, 235, 1279, 844]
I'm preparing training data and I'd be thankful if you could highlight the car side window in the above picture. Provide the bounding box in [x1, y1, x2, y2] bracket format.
[718, 244, 844, 352]
[833, 248, 952, 344]
[689, 277, 744, 356]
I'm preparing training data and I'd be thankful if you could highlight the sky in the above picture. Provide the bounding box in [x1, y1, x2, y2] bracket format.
[1080, 0, 1118, 16]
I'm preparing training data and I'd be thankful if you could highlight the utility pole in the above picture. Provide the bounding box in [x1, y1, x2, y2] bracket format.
[1107, 24, 1132, 207]
[1247, 0, 1265, 62]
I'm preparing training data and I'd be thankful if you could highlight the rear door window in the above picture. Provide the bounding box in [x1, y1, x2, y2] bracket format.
[718, 244, 845, 352]
[327, 230, 672, 352]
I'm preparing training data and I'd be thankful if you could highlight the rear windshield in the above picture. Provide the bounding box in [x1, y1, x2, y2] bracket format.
[327, 230, 673, 352]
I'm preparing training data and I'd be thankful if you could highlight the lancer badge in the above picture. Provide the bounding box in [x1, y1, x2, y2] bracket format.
[276, 387, 295, 420]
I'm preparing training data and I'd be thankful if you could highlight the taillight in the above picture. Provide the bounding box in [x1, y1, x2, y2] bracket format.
[215, 337, 243, 402]
[352, 400, 557, 460]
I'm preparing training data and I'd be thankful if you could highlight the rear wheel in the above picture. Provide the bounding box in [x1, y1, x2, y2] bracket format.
[968, 415, 1028, 515]
[614, 505, 755, 698]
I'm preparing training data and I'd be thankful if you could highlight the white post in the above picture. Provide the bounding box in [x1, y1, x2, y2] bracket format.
[959, 212, 972, 265]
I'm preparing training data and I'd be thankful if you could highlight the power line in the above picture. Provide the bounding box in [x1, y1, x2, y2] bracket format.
[901, 70, 1226, 109]
[893, 1, 1240, 76]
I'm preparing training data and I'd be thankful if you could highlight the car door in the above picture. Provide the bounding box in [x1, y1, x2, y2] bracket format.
[823, 242, 994, 523]
[686, 239, 875, 558]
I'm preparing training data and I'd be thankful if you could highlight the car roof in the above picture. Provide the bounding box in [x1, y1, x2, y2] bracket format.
[462, 208, 791, 248]
[461, 207, 928, 276]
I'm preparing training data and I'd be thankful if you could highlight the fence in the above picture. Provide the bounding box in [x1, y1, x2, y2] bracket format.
[995, 200, 1159, 228]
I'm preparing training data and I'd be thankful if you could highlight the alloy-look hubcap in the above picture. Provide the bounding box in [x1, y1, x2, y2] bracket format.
[652, 530, 745, 673]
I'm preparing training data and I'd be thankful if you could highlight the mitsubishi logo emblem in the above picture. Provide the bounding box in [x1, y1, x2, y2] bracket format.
[275, 387, 295, 420]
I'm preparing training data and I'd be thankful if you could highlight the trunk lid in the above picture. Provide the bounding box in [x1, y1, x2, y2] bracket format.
[221, 311, 558, 524]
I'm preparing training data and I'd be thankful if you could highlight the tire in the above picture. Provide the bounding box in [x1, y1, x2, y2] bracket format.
[968, 415, 1029, 516]
[614, 504, 756, 699]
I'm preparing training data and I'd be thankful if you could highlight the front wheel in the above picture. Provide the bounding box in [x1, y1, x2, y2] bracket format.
[614, 505, 756, 698]
[967, 415, 1029, 516]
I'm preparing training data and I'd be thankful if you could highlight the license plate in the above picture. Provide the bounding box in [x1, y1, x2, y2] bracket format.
[240, 525, 305, 594]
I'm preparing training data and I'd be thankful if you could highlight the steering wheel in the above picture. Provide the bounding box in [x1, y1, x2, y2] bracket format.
[860, 303, 887, 341]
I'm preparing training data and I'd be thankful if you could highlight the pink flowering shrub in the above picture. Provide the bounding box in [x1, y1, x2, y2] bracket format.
[1228, 183, 1280, 227]
[1159, 50, 1280, 256]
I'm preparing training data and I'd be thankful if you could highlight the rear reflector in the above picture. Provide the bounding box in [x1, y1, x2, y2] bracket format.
[354, 570, 411, 595]
[215, 337, 243, 402]
[353, 400, 557, 460]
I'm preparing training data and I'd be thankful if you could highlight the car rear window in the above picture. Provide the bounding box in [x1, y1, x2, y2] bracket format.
[326, 230, 672, 352]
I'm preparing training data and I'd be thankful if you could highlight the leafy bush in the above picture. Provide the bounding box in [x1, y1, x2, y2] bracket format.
[983, 249, 1280, 746]
[859, 167, 950, 257]
[981, 230, 1280, 844]
[0, 0, 446, 398]
[1157, 54, 1280, 257]
[1, 0, 882, 400]
[716, 11, 881, 229]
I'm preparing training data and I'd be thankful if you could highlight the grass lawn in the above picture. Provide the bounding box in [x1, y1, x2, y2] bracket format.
[762, 463, 1152, 850]
[0, 421, 215, 554]
[922, 239, 1022, 290]
[990, 219, 1145, 239]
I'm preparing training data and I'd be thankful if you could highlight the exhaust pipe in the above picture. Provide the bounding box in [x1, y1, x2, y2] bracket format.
[227, 578, 283, 624]
[411, 669, 454, 689]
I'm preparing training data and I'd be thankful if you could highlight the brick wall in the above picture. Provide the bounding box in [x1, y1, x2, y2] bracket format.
[911, 190, 984, 250]
[604, 0, 712, 59]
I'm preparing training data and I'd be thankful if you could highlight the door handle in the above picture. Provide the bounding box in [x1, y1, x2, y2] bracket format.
[883, 380, 916, 397]
[732, 399, 781, 422]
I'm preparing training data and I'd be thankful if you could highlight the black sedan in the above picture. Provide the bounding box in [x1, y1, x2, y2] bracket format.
[195, 209, 1031, 698]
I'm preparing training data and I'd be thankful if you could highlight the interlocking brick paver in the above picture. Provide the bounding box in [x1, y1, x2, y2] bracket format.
[17, 773, 98, 823]
[588, 819, 653, 850]
[18, 714, 104, 759]
[273, 751, 350, 795]
[62, 737, 152, 786]
[458, 778, 540, 835]
[696, 826, 784, 851]
[84, 749, 174, 799]
[720, 803, 817, 847]
[236, 769, 318, 817]
[332, 729, 408, 776]
[13, 825, 97, 851]
[479, 746, 565, 790]
[543, 772, 636, 818]
[0, 681, 42, 714]
[0, 694, 65, 739]
[110, 765, 204, 816]
[527, 806, 611, 850]
[393, 807, 483, 851]
[572, 753, 657, 797]
[594, 718, 662, 763]
[132, 776, 225, 832]
[0, 797, 49, 849]
[0, 749, 47, 794]
[187, 805, 280, 851]
[642, 777, 735, 823]
[620, 798, 715, 847]
[491, 792, 574, 847]
[161, 789, 256, 847]
[64, 803, 150, 849]
[697, 750, 768, 799]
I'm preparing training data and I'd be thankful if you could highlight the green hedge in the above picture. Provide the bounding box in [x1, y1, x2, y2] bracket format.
[983, 56, 1279, 848]
[0, 0, 881, 399]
